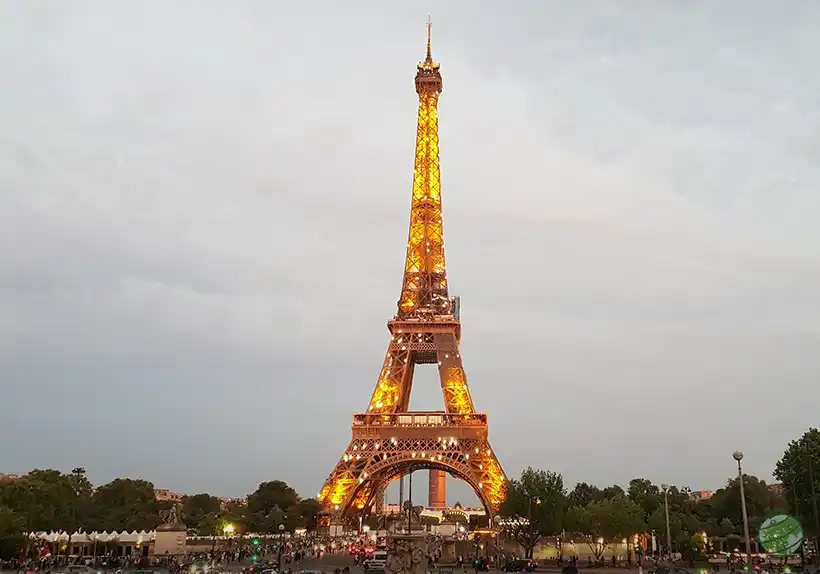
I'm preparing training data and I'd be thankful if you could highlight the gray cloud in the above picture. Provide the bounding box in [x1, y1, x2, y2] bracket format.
[1, 1, 819, 504]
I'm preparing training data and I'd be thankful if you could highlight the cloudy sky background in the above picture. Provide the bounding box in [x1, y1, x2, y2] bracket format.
[1, 1, 819, 504]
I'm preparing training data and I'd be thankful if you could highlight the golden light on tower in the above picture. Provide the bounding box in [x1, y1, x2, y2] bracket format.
[317, 22, 507, 521]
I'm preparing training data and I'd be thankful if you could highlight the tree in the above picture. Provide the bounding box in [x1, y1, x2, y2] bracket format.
[710, 474, 784, 533]
[182, 494, 223, 532]
[247, 480, 301, 532]
[500, 468, 565, 558]
[774, 427, 820, 540]
[90, 478, 161, 531]
[295, 498, 323, 530]
[602, 485, 626, 500]
[0, 506, 24, 539]
[567, 483, 603, 508]
[628, 478, 662, 518]
[196, 512, 229, 536]
[0, 506, 25, 561]
[565, 496, 646, 561]
[647, 507, 681, 554]
[0, 469, 84, 533]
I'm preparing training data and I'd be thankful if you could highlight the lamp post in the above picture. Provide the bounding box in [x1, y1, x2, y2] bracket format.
[733, 451, 753, 570]
[277, 524, 286, 571]
[661, 484, 673, 563]
[526, 496, 541, 558]
[493, 515, 502, 572]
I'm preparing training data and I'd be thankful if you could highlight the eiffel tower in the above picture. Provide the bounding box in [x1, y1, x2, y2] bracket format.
[317, 23, 506, 522]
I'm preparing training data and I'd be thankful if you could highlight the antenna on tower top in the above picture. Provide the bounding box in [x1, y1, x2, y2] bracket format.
[426, 16, 433, 62]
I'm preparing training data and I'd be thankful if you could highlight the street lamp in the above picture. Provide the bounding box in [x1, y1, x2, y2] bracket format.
[493, 515, 502, 572]
[527, 497, 541, 560]
[661, 484, 673, 563]
[277, 524, 286, 571]
[733, 451, 753, 570]
[223, 524, 234, 536]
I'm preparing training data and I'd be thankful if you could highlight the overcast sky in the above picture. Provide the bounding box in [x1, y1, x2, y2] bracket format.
[1, 1, 819, 506]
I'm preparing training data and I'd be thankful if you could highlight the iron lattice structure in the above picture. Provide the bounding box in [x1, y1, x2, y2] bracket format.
[318, 24, 506, 521]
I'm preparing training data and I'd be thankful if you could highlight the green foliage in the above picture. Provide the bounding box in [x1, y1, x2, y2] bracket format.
[567, 483, 603, 508]
[500, 467, 566, 558]
[602, 485, 626, 500]
[710, 475, 785, 533]
[90, 478, 161, 532]
[774, 427, 820, 537]
[0, 469, 321, 537]
[628, 478, 662, 517]
[0, 506, 24, 539]
[565, 495, 646, 559]
[295, 498, 323, 530]
[182, 494, 223, 534]
[0, 469, 91, 532]
[647, 507, 679, 539]
[246, 480, 300, 532]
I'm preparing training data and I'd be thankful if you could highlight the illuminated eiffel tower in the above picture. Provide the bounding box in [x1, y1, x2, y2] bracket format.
[317, 23, 506, 523]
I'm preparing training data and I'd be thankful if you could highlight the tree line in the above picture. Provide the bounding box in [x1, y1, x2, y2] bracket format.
[1, 428, 816, 561]
[501, 428, 820, 559]
[0, 468, 321, 559]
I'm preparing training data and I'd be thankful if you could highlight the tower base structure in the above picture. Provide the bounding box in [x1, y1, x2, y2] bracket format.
[318, 412, 504, 518]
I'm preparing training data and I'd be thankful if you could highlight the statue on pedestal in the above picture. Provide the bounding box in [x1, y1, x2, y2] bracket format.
[153, 503, 187, 556]
[385, 535, 429, 574]
[158, 503, 186, 530]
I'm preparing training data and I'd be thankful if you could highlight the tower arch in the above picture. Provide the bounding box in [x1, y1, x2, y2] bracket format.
[340, 456, 495, 520]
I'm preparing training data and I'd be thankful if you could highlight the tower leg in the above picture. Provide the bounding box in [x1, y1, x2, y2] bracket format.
[375, 483, 385, 515]
[429, 469, 446, 508]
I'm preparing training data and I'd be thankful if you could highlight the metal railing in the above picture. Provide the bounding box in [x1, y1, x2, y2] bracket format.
[352, 412, 487, 427]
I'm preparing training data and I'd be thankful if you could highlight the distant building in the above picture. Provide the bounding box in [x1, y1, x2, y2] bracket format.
[0, 474, 20, 482]
[155, 490, 245, 507]
[155, 489, 185, 503]
[216, 497, 247, 510]
[690, 490, 714, 501]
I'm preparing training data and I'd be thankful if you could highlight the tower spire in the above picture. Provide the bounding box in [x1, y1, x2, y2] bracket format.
[426, 16, 433, 64]
[404, 21, 444, 318]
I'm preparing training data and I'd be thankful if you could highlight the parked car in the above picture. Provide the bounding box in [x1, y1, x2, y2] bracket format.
[364, 550, 388, 571]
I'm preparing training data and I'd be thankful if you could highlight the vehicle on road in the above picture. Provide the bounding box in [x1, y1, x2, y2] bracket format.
[363, 550, 388, 571]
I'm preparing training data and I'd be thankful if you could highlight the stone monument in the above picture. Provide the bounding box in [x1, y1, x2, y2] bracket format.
[152, 503, 187, 556]
[385, 532, 430, 574]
